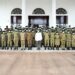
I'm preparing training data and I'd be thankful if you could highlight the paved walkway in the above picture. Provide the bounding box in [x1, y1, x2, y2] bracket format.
[0, 51, 75, 75]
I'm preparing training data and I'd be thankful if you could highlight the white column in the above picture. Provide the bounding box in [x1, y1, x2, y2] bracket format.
[50, 0, 56, 28]
[22, 0, 27, 27]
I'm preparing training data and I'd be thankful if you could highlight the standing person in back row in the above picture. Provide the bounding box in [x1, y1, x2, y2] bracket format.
[55, 32, 60, 50]
[20, 30, 26, 50]
[13, 30, 19, 50]
[7, 30, 12, 50]
[35, 29, 43, 50]
[66, 31, 72, 50]
[72, 32, 75, 50]
[60, 31, 66, 50]
[43, 30, 49, 50]
[1, 31, 6, 49]
[26, 29, 33, 50]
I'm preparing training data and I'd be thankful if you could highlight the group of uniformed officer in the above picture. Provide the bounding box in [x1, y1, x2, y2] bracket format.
[0, 26, 75, 50]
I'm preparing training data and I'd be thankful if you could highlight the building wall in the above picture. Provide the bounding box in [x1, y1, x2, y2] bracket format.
[0, 0, 75, 30]
[0, 0, 21, 30]
[26, 0, 52, 26]
[56, 0, 75, 27]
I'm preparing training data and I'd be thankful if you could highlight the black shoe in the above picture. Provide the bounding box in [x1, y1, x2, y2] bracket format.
[44, 47, 46, 50]
[37, 48, 40, 50]
[68, 48, 70, 50]
[62, 48, 65, 50]
[50, 47, 52, 50]
[2, 47, 4, 50]
[14, 47, 16, 50]
[16, 47, 18, 50]
[38, 48, 40, 50]
[28, 48, 30, 50]
[24, 48, 26, 50]
[11, 47, 12, 50]
[7, 47, 9, 50]
[67, 47, 69, 50]
[48, 47, 49, 50]
[4, 47, 6, 50]
[52, 47, 54, 50]
[57, 47, 59, 50]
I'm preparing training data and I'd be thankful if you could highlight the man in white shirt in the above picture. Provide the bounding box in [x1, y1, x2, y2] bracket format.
[35, 29, 42, 50]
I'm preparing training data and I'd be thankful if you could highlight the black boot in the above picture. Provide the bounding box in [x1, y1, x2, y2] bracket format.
[44, 46, 46, 50]
[51, 47, 52, 50]
[14, 47, 16, 50]
[74, 47, 75, 50]
[21, 48, 23, 50]
[48, 46, 49, 50]
[68, 47, 70, 50]
[24, 47, 26, 50]
[16, 47, 18, 50]
[4, 47, 6, 50]
[2, 47, 4, 50]
[7, 46, 9, 50]
[10, 47, 12, 50]
[72, 47, 74, 50]
[28, 47, 30, 50]
[67, 47, 69, 50]
[56, 47, 57, 50]
[57, 46, 59, 50]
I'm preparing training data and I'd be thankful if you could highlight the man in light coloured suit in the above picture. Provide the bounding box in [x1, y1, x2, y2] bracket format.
[35, 29, 43, 50]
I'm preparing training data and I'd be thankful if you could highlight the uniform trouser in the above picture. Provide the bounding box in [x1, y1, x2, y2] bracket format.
[36, 41, 41, 49]
[21, 40, 25, 48]
[55, 40, 60, 50]
[27, 39, 32, 48]
[61, 41, 65, 49]
[1, 40, 6, 48]
[32, 38, 35, 46]
[72, 42, 75, 49]
[72, 44, 75, 49]
[14, 40, 18, 47]
[66, 41, 71, 48]
[50, 40, 54, 47]
[7, 40, 12, 47]
[44, 39, 49, 47]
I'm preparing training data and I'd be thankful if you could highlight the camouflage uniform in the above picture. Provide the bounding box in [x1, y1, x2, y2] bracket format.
[1, 32, 6, 49]
[55, 33, 60, 50]
[50, 32, 55, 49]
[20, 31, 25, 50]
[43, 31, 49, 49]
[7, 31, 12, 49]
[66, 32, 72, 50]
[26, 31, 32, 49]
[60, 32, 66, 50]
[13, 31, 19, 50]
[0, 32, 2, 47]
[72, 33, 75, 50]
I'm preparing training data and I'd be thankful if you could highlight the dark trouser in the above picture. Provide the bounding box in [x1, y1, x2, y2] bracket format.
[36, 41, 41, 50]
[56, 45, 59, 50]
[72, 47, 75, 50]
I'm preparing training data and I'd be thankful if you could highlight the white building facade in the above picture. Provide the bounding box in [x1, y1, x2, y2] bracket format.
[0, 0, 75, 30]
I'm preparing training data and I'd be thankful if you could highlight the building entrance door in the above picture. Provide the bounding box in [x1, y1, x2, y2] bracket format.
[28, 16, 49, 28]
